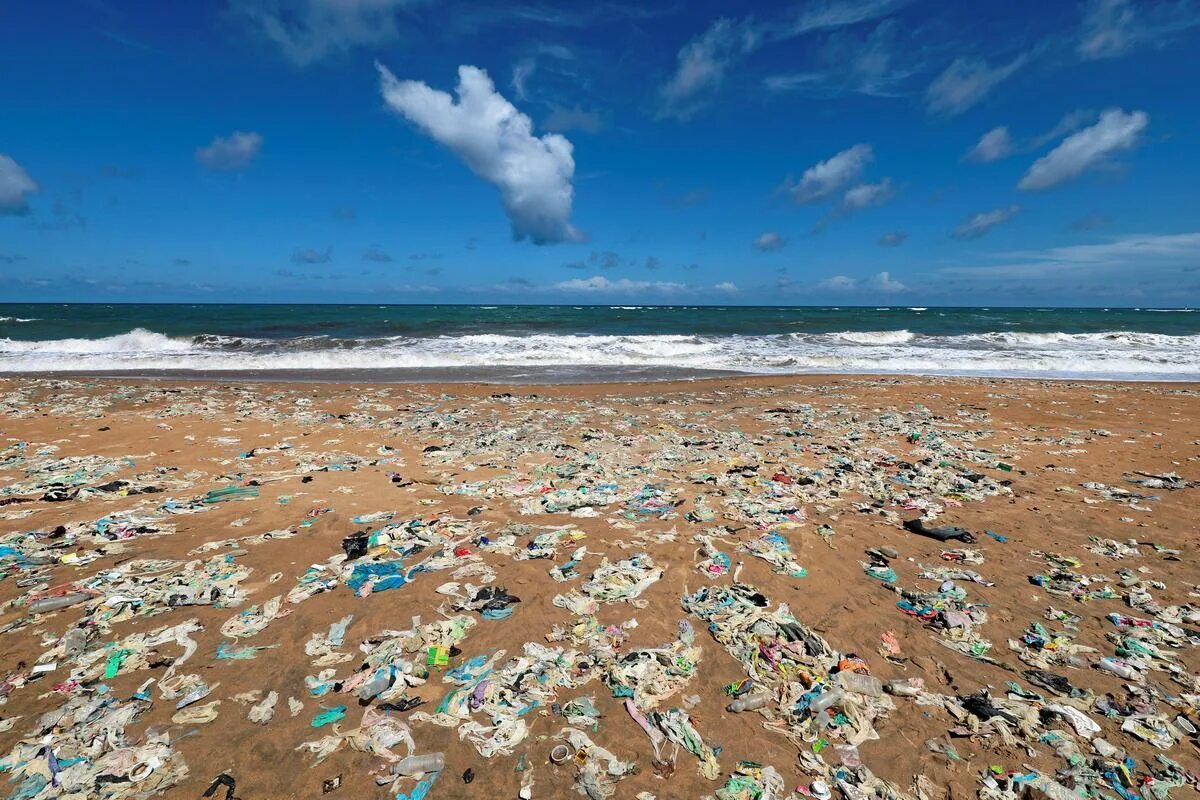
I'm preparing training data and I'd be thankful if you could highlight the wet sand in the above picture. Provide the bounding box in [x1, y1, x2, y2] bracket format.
[0, 374, 1197, 799]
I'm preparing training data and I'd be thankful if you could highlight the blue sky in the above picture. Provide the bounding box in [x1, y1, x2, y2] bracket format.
[1, 0, 1199, 305]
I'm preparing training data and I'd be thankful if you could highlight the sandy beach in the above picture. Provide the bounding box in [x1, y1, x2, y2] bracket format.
[0, 374, 1197, 800]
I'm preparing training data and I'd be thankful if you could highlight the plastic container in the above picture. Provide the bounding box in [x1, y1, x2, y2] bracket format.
[1095, 657, 1140, 680]
[808, 688, 845, 715]
[394, 753, 445, 776]
[726, 693, 770, 712]
[836, 672, 882, 697]
[29, 592, 92, 614]
[884, 678, 923, 697]
[357, 667, 394, 701]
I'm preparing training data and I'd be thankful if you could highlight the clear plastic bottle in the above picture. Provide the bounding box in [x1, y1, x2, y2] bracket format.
[808, 687, 845, 714]
[29, 592, 91, 614]
[357, 666, 394, 701]
[393, 753, 445, 776]
[836, 672, 882, 697]
[726, 693, 770, 712]
[1095, 657, 1140, 680]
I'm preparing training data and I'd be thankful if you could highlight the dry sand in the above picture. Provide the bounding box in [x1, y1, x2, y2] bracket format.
[0, 375, 1197, 799]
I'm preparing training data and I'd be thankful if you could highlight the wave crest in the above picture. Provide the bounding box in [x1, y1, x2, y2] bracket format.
[0, 327, 1197, 380]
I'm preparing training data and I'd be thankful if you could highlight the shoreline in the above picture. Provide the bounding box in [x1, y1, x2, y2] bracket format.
[3, 368, 1200, 387]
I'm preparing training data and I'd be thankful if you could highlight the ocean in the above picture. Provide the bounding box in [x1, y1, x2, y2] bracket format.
[1, 304, 1197, 381]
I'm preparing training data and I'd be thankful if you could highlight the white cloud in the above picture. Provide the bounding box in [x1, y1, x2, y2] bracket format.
[965, 126, 1013, 162]
[553, 275, 687, 293]
[879, 230, 907, 246]
[841, 177, 894, 211]
[195, 131, 263, 171]
[952, 205, 1021, 239]
[817, 271, 906, 293]
[818, 275, 858, 290]
[1018, 108, 1148, 191]
[658, 0, 907, 118]
[714, 281, 739, 292]
[0, 155, 37, 215]
[943, 232, 1200, 278]
[753, 231, 787, 251]
[785, 143, 873, 204]
[869, 270, 908, 293]
[378, 63, 582, 244]
[926, 55, 1025, 116]
[232, 0, 418, 66]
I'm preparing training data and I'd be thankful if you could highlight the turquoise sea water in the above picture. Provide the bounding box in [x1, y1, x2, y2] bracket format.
[1, 303, 1197, 380]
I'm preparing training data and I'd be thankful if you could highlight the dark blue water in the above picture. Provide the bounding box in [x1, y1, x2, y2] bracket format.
[1, 304, 1197, 380]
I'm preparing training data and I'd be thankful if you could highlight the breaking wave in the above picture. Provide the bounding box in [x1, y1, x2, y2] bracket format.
[0, 328, 1198, 380]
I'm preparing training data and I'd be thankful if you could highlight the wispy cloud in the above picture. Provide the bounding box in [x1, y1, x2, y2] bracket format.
[964, 126, 1014, 162]
[231, 0, 422, 66]
[1019, 108, 1148, 191]
[878, 230, 907, 246]
[942, 232, 1200, 283]
[0, 155, 37, 215]
[1070, 212, 1110, 232]
[378, 63, 582, 244]
[551, 275, 710, 294]
[658, 0, 909, 119]
[565, 251, 621, 270]
[657, 18, 759, 120]
[542, 105, 605, 134]
[292, 246, 332, 264]
[363, 246, 393, 262]
[1077, 0, 1200, 60]
[952, 205, 1021, 239]
[510, 57, 536, 100]
[195, 131, 263, 171]
[926, 54, 1026, 116]
[763, 18, 917, 98]
[662, 186, 711, 207]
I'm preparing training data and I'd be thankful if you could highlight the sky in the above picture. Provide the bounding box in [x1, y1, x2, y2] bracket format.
[1, 0, 1199, 306]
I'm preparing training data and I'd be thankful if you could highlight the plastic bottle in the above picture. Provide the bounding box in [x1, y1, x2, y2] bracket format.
[884, 678, 923, 697]
[29, 592, 91, 614]
[1095, 657, 1140, 680]
[726, 693, 770, 712]
[836, 672, 883, 697]
[357, 667, 394, 701]
[808, 688, 845, 715]
[393, 753, 445, 776]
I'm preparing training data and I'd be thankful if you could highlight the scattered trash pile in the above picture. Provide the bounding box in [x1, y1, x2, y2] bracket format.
[0, 377, 1196, 800]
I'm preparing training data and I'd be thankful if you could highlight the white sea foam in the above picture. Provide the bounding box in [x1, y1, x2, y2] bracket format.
[0, 328, 1197, 379]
